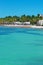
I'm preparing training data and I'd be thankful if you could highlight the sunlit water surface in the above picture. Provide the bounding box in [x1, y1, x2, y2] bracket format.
[0, 26, 43, 65]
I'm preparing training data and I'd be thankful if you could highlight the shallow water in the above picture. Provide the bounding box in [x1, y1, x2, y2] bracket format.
[0, 26, 43, 65]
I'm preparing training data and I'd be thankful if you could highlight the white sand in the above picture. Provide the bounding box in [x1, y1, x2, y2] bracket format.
[31, 25, 43, 28]
[3, 24, 43, 28]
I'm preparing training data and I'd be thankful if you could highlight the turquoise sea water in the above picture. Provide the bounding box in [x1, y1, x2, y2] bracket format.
[0, 26, 43, 65]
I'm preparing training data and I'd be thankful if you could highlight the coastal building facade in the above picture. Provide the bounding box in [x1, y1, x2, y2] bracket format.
[37, 20, 43, 26]
[14, 22, 22, 25]
[14, 21, 30, 25]
[23, 22, 30, 25]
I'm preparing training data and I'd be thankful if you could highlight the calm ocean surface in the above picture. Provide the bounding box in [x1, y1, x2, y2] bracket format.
[0, 26, 43, 65]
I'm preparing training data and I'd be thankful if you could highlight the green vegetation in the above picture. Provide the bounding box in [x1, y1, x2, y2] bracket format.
[0, 14, 43, 25]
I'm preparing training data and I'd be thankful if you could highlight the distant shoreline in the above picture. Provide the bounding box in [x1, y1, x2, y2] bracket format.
[1, 24, 43, 29]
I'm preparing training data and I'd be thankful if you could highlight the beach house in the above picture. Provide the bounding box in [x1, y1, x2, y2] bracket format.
[37, 20, 43, 26]
[14, 21, 22, 25]
[23, 22, 30, 25]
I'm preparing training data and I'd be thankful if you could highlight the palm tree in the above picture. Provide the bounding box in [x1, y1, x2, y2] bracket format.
[20, 14, 27, 22]
[13, 16, 19, 22]
[37, 14, 40, 17]
[0, 14, 43, 25]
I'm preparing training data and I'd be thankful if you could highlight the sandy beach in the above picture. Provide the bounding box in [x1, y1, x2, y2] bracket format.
[3, 24, 43, 29]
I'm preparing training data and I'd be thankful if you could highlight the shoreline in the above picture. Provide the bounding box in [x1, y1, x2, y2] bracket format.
[0, 24, 43, 29]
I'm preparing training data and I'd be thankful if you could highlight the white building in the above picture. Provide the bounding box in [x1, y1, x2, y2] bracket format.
[13, 21, 30, 25]
[23, 22, 30, 25]
[14, 21, 22, 25]
[37, 20, 43, 26]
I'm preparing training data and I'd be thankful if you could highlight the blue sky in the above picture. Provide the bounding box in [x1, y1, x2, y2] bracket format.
[0, 0, 43, 17]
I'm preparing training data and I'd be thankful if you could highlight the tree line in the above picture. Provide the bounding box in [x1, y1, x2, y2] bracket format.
[0, 14, 43, 24]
